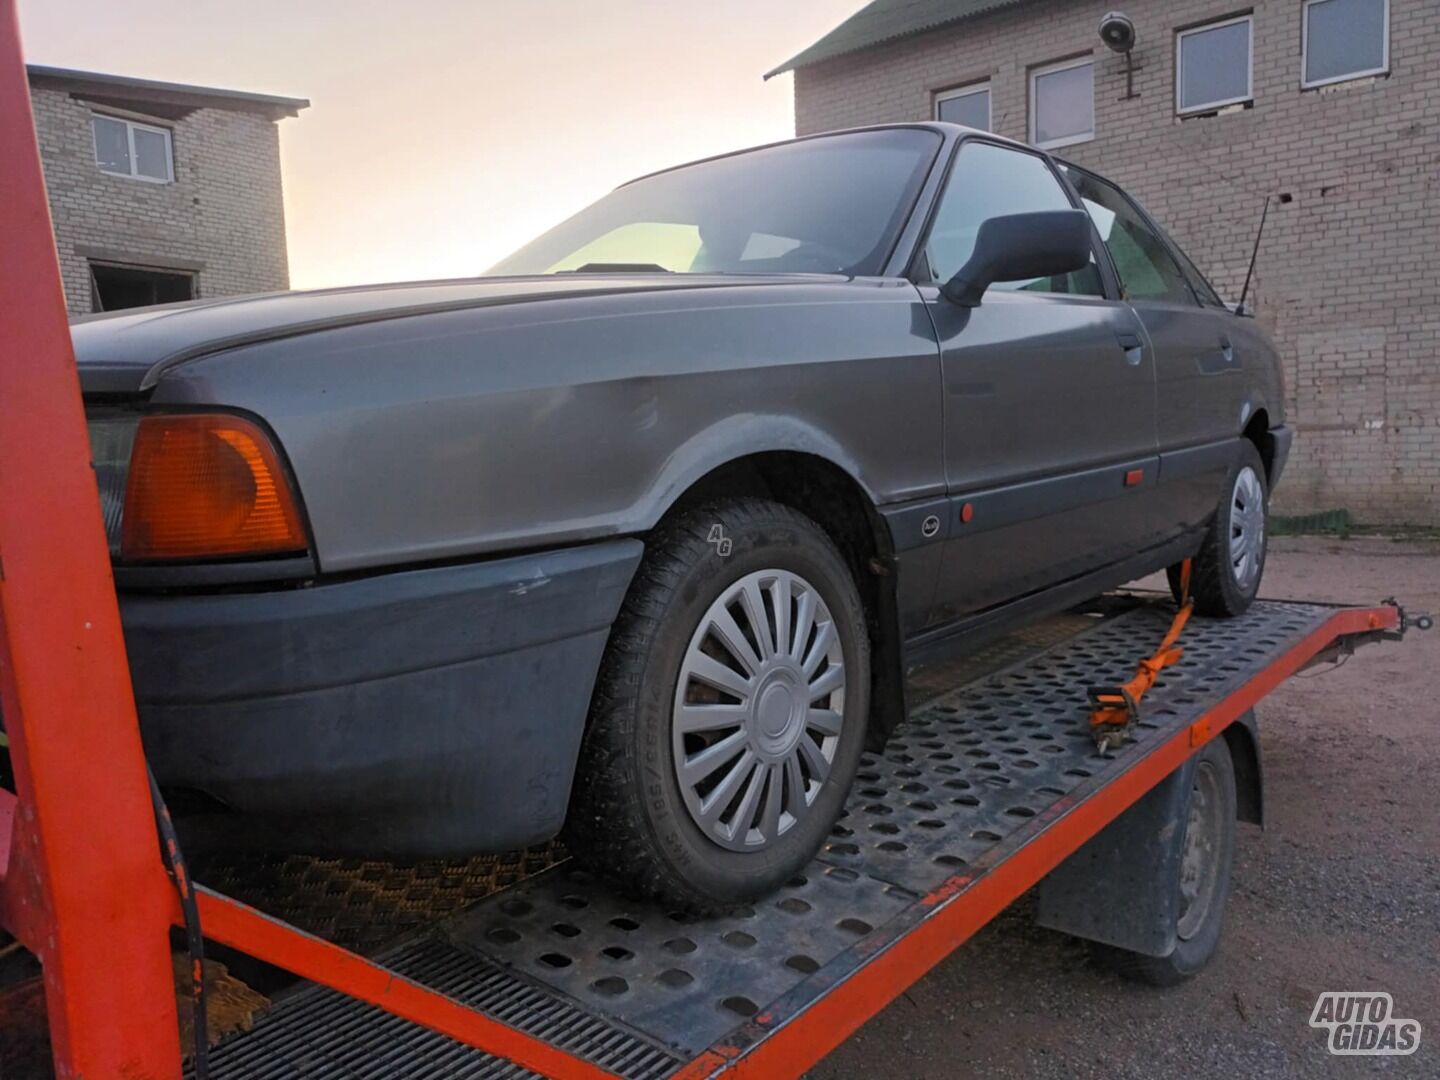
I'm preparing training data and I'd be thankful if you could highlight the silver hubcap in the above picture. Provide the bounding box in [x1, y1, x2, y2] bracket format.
[1229, 466, 1265, 592]
[672, 569, 846, 852]
[1177, 761, 1223, 940]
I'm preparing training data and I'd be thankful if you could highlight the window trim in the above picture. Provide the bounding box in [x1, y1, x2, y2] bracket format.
[1175, 14, 1254, 116]
[933, 81, 992, 130]
[1028, 55, 1096, 151]
[91, 112, 174, 184]
[1301, 0, 1390, 89]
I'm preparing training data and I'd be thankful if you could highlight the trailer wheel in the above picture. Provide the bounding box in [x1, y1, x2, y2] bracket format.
[1094, 737, 1237, 986]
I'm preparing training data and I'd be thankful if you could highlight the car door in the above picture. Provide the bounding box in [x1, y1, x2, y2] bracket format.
[914, 139, 1162, 624]
[1060, 165, 1247, 536]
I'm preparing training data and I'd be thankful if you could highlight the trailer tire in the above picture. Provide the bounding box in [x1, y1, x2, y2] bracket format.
[1093, 737, 1237, 987]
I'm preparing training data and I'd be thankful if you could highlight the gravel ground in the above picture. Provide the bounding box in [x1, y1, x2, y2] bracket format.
[813, 537, 1440, 1079]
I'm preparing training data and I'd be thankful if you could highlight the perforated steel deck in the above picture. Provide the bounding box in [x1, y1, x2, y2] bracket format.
[203, 597, 1343, 1077]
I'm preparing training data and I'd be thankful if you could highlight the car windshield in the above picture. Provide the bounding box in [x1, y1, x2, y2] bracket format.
[487, 128, 942, 278]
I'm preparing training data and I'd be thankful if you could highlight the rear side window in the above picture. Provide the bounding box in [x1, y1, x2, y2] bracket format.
[923, 141, 1104, 297]
[1062, 166, 1196, 306]
[1158, 224, 1227, 307]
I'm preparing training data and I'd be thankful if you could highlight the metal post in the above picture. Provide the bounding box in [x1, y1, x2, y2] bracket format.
[0, 2, 184, 1075]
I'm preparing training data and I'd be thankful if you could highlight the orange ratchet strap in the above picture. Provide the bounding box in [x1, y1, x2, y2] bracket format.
[1087, 559, 1194, 750]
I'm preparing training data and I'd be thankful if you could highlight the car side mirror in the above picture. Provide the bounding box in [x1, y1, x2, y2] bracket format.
[940, 209, 1093, 307]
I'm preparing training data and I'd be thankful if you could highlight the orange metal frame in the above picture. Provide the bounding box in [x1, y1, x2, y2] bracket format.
[0, 5, 1401, 1077]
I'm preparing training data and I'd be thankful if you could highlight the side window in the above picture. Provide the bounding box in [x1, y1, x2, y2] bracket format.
[1158, 225, 1227, 307]
[923, 142, 1104, 297]
[1062, 167, 1196, 305]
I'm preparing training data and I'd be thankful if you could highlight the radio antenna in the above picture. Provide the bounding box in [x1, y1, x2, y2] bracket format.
[1236, 196, 1270, 315]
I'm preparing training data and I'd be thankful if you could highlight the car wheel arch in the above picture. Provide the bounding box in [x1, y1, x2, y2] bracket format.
[643, 448, 907, 753]
[1240, 406, 1276, 485]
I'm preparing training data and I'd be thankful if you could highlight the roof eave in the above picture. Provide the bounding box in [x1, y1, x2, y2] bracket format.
[766, 0, 1032, 80]
[25, 64, 310, 120]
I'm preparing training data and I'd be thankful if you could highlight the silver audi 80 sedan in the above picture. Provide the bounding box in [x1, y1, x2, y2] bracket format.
[77, 124, 1289, 909]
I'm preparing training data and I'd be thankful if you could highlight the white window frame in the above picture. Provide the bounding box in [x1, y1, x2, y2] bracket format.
[1301, 0, 1390, 89]
[933, 82, 992, 130]
[1175, 14, 1254, 115]
[91, 112, 174, 183]
[1028, 56, 1095, 151]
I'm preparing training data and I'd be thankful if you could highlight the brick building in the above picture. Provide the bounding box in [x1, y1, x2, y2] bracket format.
[772, 0, 1438, 525]
[26, 66, 307, 316]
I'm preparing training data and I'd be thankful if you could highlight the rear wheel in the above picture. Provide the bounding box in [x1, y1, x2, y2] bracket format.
[566, 498, 870, 912]
[1169, 441, 1268, 617]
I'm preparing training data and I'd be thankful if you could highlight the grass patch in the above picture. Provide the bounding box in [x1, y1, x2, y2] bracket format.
[1272, 509, 1440, 543]
[1272, 509, 1353, 537]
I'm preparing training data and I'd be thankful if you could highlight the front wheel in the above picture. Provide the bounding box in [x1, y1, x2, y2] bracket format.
[1169, 442, 1269, 617]
[565, 498, 870, 912]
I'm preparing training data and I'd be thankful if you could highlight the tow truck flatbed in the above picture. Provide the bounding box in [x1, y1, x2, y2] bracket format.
[178, 594, 1406, 1079]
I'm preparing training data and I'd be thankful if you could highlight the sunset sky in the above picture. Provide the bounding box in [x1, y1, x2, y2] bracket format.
[17, 0, 864, 289]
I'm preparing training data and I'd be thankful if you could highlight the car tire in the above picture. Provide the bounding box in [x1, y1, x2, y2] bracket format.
[565, 498, 871, 912]
[1092, 737, 1237, 987]
[1168, 441, 1269, 618]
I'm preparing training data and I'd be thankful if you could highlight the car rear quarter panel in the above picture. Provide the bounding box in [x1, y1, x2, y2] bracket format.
[1151, 308, 1285, 449]
[147, 280, 944, 572]
[1232, 315, 1285, 432]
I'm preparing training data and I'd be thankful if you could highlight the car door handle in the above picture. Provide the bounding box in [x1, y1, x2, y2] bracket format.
[1116, 331, 1144, 366]
[1219, 336, 1235, 364]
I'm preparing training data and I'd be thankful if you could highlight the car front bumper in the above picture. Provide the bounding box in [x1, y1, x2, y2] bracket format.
[122, 539, 643, 857]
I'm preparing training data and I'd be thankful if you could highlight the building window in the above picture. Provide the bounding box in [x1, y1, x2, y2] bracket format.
[1303, 0, 1389, 87]
[88, 262, 195, 312]
[1029, 57, 1094, 150]
[1176, 15, 1253, 114]
[934, 83, 991, 131]
[91, 113, 173, 182]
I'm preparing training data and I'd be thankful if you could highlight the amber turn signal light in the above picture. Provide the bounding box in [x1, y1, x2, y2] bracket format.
[121, 414, 307, 562]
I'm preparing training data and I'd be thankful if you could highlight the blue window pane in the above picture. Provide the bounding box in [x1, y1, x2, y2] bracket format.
[1179, 20, 1251, 111]
[937, 89, 989, 131]
[93, 115, 130, 174]
[1306, 0, 1386, 84]
[133, 127, 170, 180]
[1033, 62, 1093, 146]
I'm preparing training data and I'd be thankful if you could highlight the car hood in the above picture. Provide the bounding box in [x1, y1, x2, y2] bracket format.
[73, 273, 829, 395]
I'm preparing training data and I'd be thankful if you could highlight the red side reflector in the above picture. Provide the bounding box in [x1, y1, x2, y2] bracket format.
[1124, 469, 1145, 488]
[960, 502, 975, 524]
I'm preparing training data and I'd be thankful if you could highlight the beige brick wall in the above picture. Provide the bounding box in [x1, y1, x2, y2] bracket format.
[30, 85, 291, 318]
[794, 0, 1440, 525]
